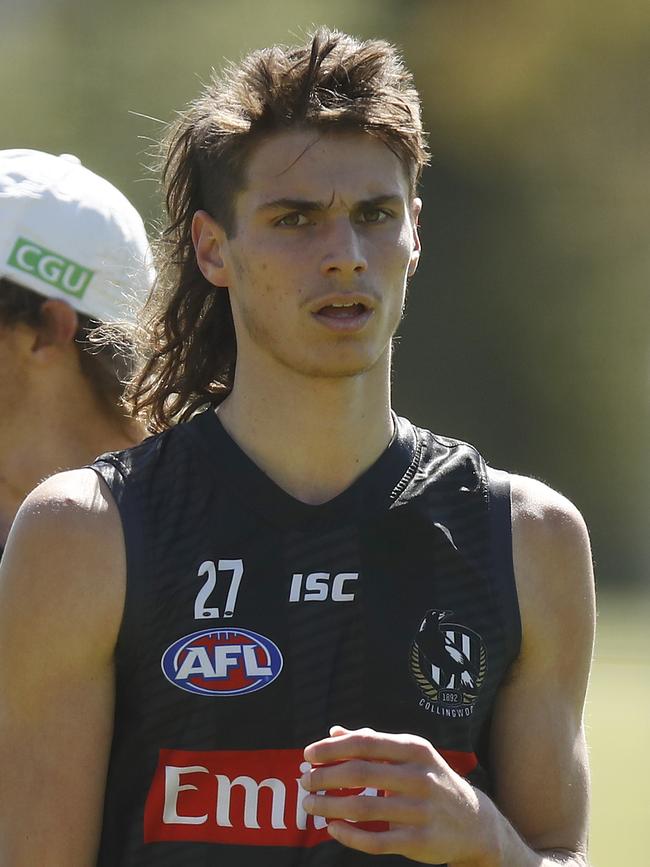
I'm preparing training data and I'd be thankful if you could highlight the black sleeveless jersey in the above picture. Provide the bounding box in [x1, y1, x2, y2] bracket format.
[91, 410, 520, 867]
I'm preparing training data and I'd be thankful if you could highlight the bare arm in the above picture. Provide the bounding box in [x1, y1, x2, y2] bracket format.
[300, 475, 595, 866]
[484, 474, 595, 864]
[0, 469, 125, 867]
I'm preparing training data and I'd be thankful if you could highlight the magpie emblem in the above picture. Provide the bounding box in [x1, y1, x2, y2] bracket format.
[410, 609, 488, 716]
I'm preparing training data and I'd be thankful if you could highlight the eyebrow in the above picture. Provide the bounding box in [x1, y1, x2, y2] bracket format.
[256, 193, 405, 213]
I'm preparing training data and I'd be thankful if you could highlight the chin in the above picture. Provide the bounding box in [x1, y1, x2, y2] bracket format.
[280, 348, 384, 380]
[300, 364, 370, 380]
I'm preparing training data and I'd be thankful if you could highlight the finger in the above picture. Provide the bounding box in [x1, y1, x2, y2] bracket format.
[304, 728, 434, 766]
[326, 820, 413, 856]
[329, 725, 349, 736]
[303, 792, 427, 825]
[302, 758, 431, 798]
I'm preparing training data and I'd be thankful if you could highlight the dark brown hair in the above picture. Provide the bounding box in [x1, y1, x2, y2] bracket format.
[0, 277, 136, 426]
[128, 27, 429, 432]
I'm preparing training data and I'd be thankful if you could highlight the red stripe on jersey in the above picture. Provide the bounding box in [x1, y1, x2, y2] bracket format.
[144, 745, 478, 846]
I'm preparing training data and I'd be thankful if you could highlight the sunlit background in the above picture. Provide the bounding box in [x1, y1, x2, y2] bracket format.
[2, 1, 648, 862]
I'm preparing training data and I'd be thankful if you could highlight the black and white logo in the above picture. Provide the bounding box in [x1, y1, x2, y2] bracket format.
[410, 609, 487, 718]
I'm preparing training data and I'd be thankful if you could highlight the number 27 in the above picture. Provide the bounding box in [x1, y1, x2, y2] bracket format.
[194, 559, 244, 619]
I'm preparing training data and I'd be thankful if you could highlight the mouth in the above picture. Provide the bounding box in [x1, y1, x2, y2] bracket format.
[310, 295, 375, 332]
[317, 301, 368, 318]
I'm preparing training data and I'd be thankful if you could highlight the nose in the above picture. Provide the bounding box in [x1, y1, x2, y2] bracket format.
[319, 218, 368, 279]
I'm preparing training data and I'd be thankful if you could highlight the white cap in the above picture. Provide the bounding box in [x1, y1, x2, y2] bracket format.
[0, 149, 155, 323]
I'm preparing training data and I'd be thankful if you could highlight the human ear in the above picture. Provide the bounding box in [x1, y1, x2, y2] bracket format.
[32, 300, 78, 355]
[408, 198, 422, 278]
[192, 210, 229, 288]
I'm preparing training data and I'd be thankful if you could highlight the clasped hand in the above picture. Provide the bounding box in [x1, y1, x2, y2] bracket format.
[301, 726, 496, 865]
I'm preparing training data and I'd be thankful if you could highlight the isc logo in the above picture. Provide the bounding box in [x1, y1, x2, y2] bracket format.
[161, 628, 283, 697]
[288, 572, 358, 603]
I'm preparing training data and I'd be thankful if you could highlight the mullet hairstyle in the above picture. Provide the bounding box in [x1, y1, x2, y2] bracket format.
[127, 27, 430, 432]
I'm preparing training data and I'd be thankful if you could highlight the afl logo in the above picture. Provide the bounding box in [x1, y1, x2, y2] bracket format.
[161, 628, 283, 697]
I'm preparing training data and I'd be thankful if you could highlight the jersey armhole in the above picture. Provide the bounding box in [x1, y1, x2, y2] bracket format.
[88, 459, 143, 671]
[486, 467, 522, 666]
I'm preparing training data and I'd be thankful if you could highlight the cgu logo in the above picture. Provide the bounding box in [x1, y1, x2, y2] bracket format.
[161, 628, 283, 697]
[8, 237, 94, 297]
[144, 748, 387, 847]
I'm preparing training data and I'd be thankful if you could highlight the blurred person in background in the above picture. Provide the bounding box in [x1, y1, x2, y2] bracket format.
[0, 149, 153, 556]
[0, 32, 595, 867]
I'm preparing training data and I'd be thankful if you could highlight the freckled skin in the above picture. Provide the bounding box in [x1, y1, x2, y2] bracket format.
[216, 130, 420, 380]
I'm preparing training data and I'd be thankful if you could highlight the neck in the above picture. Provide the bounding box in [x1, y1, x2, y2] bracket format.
[217, 347, 393, 505]
[0, 385, 145, 546]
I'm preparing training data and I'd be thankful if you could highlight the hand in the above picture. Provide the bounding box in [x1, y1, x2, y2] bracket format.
[302, 726, 498, 865]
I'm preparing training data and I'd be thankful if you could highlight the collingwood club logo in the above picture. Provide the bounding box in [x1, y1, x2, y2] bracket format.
[410, 609, 487, 718]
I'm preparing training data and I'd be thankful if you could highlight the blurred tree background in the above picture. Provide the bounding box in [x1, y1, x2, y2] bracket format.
[2, 0, 649, 861]
[3, 0, 648, 592]
[2, 1, 647, 583]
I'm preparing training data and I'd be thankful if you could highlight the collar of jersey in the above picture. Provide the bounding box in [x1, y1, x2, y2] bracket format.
[185, 409, 419, 530]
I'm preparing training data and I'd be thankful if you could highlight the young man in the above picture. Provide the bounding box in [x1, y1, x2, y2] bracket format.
[0, 32, 595, 867]
[0, 149, 153, 553]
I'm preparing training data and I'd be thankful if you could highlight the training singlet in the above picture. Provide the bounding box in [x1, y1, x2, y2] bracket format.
[91, 410, 520, 866]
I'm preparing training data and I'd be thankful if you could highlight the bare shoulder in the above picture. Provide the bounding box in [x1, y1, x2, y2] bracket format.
[9, 465, 116, 523]
[509, 474, 595, 676]
[510, 473, 593, 592]
[510, 473, 589, 543]
[0, 467, 125, 665]
[5, 466, 121, 556]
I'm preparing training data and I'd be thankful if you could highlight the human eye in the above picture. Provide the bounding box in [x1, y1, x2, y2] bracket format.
[357, 207, 392, 225]
[274, 211, 310, 227]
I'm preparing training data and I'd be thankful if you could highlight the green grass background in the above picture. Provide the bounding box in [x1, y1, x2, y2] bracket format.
[587, 593, 650, 865]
